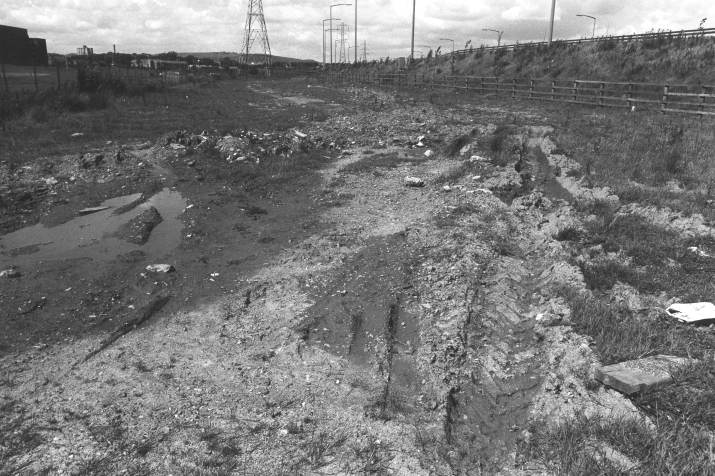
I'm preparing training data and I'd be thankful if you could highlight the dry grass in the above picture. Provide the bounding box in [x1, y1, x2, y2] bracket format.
[521, 410, 713, 475]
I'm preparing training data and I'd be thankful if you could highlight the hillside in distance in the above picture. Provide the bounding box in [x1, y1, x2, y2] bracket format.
[179, 51, 318, 65]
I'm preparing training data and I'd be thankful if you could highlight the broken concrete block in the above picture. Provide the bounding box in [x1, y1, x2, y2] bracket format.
[404, 177, 425, 187]
[595, 355, 692, 395]
[666, 302, 715, 324]
[146, 264, 175, 273]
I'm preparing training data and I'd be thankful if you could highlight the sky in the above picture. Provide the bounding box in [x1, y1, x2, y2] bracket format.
[1, 1, 714, 60]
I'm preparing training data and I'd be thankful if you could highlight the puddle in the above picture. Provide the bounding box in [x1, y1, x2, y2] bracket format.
[0, 188, 187, 268]
[303, 235, 419, 364]
[528, 145, 572, 202]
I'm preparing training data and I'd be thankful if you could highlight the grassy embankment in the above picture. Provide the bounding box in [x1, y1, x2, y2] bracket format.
[532, 110, 713, 473]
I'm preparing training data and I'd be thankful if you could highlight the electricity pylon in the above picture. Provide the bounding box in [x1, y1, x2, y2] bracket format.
[240, 0, 272, 66]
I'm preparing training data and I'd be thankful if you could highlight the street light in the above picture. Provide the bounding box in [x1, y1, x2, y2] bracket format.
[410, 0, 416, 61]
[322, 18, 340, 67]
[440, 38, 454, 56]
[548, 0, 556, 44]
[576, 14, 597, 38]
[482, 28, 504, 47]
[330, 3, 352, 65]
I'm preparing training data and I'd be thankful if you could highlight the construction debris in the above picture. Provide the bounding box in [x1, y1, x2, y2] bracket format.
[595, 355, 693, 395]
[145, 264, 175, 273]
[404, 176, 425, 187]
[666, 302, 715, 324]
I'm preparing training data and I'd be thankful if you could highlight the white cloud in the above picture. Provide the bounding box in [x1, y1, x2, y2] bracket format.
[0, 0, 713, 59]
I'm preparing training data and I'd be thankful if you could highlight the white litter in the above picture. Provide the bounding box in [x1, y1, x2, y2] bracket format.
[666, 302, 715, 324]
[424, 149, 434, 158]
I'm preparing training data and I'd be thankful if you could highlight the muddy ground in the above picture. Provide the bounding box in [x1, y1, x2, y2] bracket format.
[1, 78, 712, 474]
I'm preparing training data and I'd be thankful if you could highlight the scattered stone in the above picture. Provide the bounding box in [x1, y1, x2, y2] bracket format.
[442, 185, 452, 192]
[666, 302, 715, 324]
[44, 177, 58, 186]
[79, 206, 110, 215]
[404, 176, 425, 188]
[71, 132, 84, 137]
[293, 130, 308, 139]
[469, 155, 487, 162]
[0, 267, 21, 279]
[424, 150, 434, 158]
[18, 296, 47, 315]
[595, 355, 693, 395]
[687, 246, 711, 258]
[116, 207, 163, 245]
[472, 175, 482, 181]
[146, 264, 175, 273]
[79, 153, 104, 168]
[459, 144, 471, 156]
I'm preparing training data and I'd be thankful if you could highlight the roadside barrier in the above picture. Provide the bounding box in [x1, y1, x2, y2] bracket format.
[323, 71, 715, 117]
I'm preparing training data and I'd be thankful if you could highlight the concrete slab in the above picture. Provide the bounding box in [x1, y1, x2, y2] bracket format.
[595, 355, 692, 395]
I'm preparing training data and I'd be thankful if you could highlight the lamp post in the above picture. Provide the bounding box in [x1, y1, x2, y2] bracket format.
[548, 0, 556, 44]
[576, 14, 597, 38]
[330, 3, 352, 65]
[440, 38, 454, 56]
[410, 0, 416, 61]
[482, 28, 504, 47]
[322, 18, 339, 67]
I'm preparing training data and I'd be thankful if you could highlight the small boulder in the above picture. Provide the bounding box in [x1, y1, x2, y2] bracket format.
[116, 207, 163, 245]
[0, 267, 21, 279]
[146, 264, 175, 273]
[404, 176, 425, 187]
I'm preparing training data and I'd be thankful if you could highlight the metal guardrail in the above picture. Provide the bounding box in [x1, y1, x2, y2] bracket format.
[324, 71, 715, 117]
[447, 27, 715, 57]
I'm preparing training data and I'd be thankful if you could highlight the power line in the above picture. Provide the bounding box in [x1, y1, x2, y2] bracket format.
[240, 0, 272, 66]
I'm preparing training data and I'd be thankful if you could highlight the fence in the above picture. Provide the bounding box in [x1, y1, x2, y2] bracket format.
[324, 71, 715, 117]
[449, 27, 715, 58]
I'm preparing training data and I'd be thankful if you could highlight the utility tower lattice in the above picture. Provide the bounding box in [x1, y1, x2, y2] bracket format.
[240, 0, 272, 66]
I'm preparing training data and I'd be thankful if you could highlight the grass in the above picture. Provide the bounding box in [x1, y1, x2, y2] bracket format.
[561, 288, 713, 364]
[555, 109, 715, 195]
[0, 79, 336, 171]
[521, 410, 713, 475]
[575, 209, 715, 300]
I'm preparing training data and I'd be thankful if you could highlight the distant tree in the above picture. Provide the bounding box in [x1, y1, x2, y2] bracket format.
[183, 55, 197, 65]
[220, 56, 236, 69]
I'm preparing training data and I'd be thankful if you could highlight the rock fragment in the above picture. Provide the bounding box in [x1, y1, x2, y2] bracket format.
[404, 176, 425, 187]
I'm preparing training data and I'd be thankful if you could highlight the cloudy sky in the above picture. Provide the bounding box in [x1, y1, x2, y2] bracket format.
[2, 1, 713, 59]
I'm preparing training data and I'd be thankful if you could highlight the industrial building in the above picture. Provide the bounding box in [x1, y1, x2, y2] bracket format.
[0, 24, 48, 66]
[76, 45, 94, 56]
[131, 58, 187, 70]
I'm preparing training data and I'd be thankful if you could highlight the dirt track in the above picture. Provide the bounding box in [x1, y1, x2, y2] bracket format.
[1, 79, 710, 474]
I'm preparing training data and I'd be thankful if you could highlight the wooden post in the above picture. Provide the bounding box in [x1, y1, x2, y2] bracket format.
[572, 80, 578, 102]
[551, 81, 556, 100]
[33, 61, 39, 92]
[480, 77, 484, 94]
[700, 85, 705, 114]
[512, 78, 517, 99]
[662, 85, 669, 113]
[465, 77, 469, 94]
[1, 62, 8, 93]
[627, 83, 633, 109]
[599, 82, 605, 107]
[529, 79, 534, 99]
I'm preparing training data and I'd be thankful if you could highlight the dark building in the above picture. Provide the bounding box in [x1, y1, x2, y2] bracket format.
[0, 24, 48, 66]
